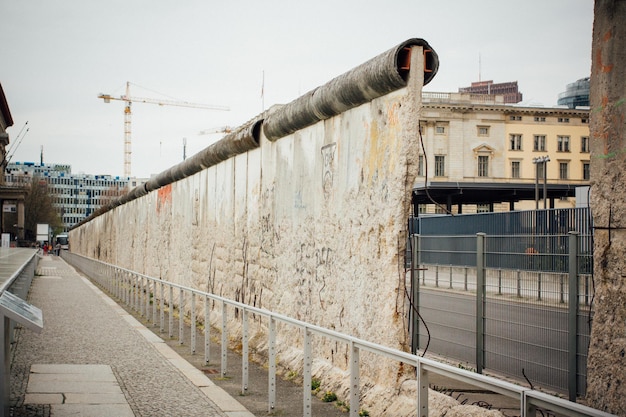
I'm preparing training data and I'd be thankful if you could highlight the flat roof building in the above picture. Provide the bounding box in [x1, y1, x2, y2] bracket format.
[5, 162, 134, 232]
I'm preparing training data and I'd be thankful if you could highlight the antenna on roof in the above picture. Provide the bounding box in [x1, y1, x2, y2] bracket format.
[478, 52, 482, 82]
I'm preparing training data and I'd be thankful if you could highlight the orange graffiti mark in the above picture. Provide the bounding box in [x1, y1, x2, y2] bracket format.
[157, 184, 172, 213]
[603, 30, 612, 42]
[596, 50, 614, 73]
[602, 96, 609, 107]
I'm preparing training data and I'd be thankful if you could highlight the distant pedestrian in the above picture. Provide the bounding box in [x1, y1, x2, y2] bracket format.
[55, 242, 61, 256]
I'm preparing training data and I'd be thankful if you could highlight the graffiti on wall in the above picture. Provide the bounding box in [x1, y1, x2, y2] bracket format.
[321, 143, 336, 199]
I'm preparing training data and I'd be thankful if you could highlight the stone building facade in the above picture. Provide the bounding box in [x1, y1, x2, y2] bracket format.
[414, 92, 590, 214]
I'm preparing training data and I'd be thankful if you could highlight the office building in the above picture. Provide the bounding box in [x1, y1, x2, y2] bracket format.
[557, 77, 590, 108]
[414, 91, 589, 214]
[5, 162, 137, 232]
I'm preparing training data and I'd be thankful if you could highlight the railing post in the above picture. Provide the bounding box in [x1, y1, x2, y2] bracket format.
[449, 265, 453, 289]
[517, 269, 521, 298]
[242, 309, 249, 395]
[268, 317, 276, 412]
[411, 234, 420, 354]
[159, 282, 165, 331]
[143, 277, 149, 317]
[221, 301, 227, 376]
[179, 288, 184, 345]
[349, 341, 360, 417]
[152, 280, 158, 325]
[191, 292, 196, 354]
[124, 272, 129, 306]
[476, 232, 486, 374]
[138, 276, 142, 315]
[204, 295, 210, 366]
[168, 285, 174, 338]
[417, 359, 428, 417]
[568, 231, 579, 402]
[131, 274, 139, 312]
[303, 328, 312, 417]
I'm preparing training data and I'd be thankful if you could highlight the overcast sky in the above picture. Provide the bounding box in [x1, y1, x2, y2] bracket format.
[1, 0, 593, 179]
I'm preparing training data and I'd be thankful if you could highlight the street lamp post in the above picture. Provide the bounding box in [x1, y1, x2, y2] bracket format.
[532, 156, 550, 210]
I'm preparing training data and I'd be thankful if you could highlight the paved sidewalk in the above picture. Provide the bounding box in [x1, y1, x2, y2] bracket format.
[10, 255, 254, 417]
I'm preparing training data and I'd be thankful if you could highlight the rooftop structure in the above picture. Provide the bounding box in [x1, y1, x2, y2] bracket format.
[458, 80, 523, 104]
[557, 77, 590, 108]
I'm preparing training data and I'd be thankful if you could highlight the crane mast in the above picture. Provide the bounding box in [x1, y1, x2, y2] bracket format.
[99, 81, 229, 177]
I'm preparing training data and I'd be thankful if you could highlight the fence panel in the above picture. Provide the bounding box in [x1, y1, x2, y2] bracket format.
[412, 231, 594, 397]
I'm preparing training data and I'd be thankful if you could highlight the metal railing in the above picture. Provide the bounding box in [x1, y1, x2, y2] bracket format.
[409, 232, 594, 402]
[62, 251, 613, 417]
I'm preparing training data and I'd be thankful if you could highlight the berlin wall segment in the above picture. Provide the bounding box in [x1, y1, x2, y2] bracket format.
[70, 41, 438, 414]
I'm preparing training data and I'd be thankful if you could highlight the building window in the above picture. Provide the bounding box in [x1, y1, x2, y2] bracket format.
[557, 135, 570, 152]
[477, 126, 490, 136]
[581, 118, 589, 124]
[435, 125, 445, 134]
[417, 155, 424, 176]
[558, 117, 570, 123]
[511, 161, 521, 178]
[534, 116, 546, 122]
[509, 115, 522, 121]
[434, 155, 445, 177]
[559, 162, 569, 179]
[583, 162, 590, 180]
[509, 134, 522, 150]
[478, 155, 489, 177]
[581, 136, 590, 153]
[477, 203, 490, 213]
[534, 135, 546, 151]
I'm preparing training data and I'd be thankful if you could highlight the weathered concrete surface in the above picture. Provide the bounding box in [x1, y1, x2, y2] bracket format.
[587, 1, 626, 415]
[71, 44, 430, 412]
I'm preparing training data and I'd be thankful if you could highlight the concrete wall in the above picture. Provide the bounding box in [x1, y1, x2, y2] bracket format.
[71, 42, 434, 402]
[586, 1, 626, 414]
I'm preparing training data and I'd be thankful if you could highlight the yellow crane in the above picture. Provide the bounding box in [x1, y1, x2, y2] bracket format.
[98, 81, 229, 177]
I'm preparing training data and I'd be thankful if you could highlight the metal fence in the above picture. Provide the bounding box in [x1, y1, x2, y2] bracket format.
[409, 232, 594, 403]
[408, 208, 593, 273]
[61, 251, 613, 417]
[409, 207, 592, 237]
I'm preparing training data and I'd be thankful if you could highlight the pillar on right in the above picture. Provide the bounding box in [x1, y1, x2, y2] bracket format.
[586, 1, 626, 414]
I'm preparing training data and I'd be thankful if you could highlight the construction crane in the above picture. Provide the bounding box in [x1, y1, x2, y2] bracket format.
[98, 82, 229, 177]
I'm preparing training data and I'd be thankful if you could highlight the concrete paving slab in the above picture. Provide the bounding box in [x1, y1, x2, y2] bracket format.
[64, 392, 128, 404]
[51, 403, 134, 417]
[136, 327, 164, 343]
[28, 371, 117, 383]
[23, 393, 63, 404]
[27, 380, 123, 394]
[30, 364, 112, 375]
[200, 386, 254, 414]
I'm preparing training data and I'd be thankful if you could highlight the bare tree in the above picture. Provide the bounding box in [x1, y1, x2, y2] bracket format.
[23, 176, 62, 241]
